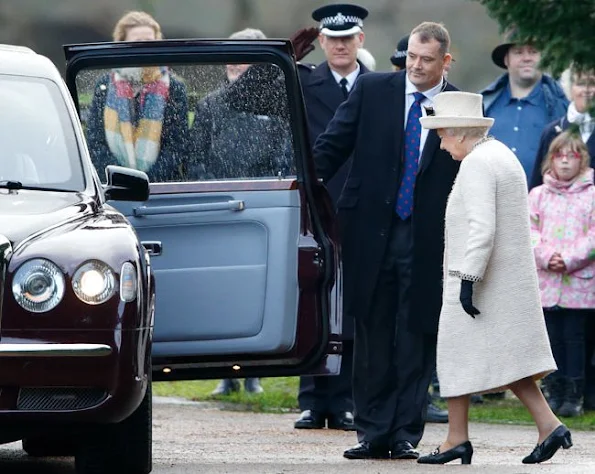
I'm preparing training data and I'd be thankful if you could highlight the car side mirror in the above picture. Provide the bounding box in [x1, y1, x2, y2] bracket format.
[104, 165, 150, 202]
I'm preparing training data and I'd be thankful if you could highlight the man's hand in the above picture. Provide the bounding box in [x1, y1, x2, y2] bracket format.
[289, 27, 318, 61]
[548, 252, 567, 273]
[460, 279, 480, 318]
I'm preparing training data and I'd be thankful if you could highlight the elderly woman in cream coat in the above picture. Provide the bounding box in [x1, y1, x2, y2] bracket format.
[416, 92, 572, 466]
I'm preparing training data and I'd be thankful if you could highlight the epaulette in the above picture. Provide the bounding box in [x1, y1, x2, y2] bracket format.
[297, 62, 316, 71]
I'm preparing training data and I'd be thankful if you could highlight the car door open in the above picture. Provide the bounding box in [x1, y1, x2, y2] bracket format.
[64, 39, 342, 381]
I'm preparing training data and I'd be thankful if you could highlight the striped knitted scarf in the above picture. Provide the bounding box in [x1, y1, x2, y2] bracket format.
[104, 67, 170, 172]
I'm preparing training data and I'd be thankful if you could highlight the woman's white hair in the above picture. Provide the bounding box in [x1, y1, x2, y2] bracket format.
[357, 47, 376, 71]
[229, 28, 267, 40]
[443, 126, 489, 139]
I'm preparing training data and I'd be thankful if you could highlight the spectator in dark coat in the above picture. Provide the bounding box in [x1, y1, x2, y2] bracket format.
[86, 11, 188, 183]
[188, 28, 292, 182]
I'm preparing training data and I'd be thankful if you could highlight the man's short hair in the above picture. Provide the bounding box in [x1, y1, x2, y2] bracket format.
[410, 22, 450, 56]
[229, 28, 267, 40]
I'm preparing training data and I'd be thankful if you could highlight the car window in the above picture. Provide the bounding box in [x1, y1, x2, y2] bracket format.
[75, 62, 296, 184]
[0, 75, 85, 191]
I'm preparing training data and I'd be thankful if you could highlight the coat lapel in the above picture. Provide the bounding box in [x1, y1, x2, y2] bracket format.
[586, 128, 595, 159]
[390, 71, 406, 163]
[561, 117, 595, 162]
[307, 62, 346, 114]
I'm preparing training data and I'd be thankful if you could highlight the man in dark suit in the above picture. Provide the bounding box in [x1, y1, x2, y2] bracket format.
[313, 22, 460, 460]
[293, 3, 371, 432]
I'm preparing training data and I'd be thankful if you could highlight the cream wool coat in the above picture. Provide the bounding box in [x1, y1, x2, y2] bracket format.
[437, 139, 557, 398]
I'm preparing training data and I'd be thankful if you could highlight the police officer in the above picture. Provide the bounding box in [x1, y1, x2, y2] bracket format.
[390, 34, 409, 72]
[294, 3, 371, 431]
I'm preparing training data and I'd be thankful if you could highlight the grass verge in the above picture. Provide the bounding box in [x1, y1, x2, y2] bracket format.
[153, 377, 595, 430]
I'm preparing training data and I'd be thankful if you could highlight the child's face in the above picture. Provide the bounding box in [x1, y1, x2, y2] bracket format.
[552, 146, 582, 181]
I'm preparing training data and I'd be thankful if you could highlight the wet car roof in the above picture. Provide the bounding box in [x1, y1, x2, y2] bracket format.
[0, 44, 62, 81]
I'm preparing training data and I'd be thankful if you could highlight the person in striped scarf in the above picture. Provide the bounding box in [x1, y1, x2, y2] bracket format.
[86, 11, 188, 183]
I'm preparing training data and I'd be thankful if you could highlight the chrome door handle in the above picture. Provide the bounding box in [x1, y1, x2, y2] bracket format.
[133, 200, 245, 216]
[142, 241, 162, 256]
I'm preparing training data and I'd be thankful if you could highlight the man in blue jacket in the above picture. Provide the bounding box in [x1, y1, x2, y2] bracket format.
[479, 31, 568, 181]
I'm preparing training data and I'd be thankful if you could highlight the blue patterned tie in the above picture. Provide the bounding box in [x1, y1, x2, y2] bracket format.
[396, 92, 425, 220]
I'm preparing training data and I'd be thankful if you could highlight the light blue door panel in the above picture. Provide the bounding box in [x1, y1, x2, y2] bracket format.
[111, 189, 300, 357]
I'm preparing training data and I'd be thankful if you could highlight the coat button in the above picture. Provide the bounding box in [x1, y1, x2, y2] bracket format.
[385, 199, 391, 205]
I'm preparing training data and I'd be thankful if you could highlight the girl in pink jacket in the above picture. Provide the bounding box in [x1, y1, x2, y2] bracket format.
[529, 130, 595, 418]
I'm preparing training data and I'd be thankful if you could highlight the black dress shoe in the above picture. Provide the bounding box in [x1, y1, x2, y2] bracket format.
[343, 442, 389, 460]
[327, 411, 355, 431]
[522, 424, 572, 464]
[390, 440, 419, 460]
[425, 402, 449, 423]
[417, 441, 473, 465]
[294, 410, 325, 429]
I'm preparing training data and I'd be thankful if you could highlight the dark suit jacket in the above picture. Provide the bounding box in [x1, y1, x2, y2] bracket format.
[529, 116, 595, 189]
[314, 70, 460, 335]
[299, 60, 369, 339]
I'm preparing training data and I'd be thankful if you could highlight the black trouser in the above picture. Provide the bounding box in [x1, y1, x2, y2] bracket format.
[298, 340, 354, 415]
[353, 217, 434, 448]
[585, 315, 595, 402]
[544, 308, 587, 379]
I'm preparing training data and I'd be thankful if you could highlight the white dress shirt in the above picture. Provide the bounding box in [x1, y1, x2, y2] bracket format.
[404, 75, 445, 165]
[331, 63, 361, 93]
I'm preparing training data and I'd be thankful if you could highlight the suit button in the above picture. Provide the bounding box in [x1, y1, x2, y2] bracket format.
[385, 199, 391, 205]
[379, 230, 386, 237]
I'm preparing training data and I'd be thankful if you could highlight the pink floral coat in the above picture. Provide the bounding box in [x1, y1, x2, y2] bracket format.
[529, 168, 595, 309]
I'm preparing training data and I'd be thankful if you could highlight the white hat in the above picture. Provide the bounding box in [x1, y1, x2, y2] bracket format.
[420, 92, 494, 129]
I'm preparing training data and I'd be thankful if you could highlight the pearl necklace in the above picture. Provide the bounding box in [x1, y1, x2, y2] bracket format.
[471, 135, 494, 151]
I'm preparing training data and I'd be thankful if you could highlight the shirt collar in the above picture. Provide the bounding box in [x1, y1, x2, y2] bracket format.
[331, 63, 361, 88]
[405, 74, 444, 102]
[504, 80, 543, 106]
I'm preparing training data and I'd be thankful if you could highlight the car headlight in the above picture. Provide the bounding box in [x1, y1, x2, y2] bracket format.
[12, 259, 65, 313]
[72, 260, 116, 305]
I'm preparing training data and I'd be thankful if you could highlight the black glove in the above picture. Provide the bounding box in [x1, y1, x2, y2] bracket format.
[459, 279, 480, 318]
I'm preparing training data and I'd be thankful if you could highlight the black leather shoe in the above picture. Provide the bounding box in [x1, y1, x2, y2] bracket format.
[418, 441, 473, 465]
[522, 424, 572, 464]
[327, 411, 355, 430]
[425, 402, 449, 423]
[343, 442, 389, 460]
[390, 440, 419, 460]
[294, 410, 325, 429]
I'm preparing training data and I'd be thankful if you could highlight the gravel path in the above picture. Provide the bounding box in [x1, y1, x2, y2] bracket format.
[0, 396, 593, 473]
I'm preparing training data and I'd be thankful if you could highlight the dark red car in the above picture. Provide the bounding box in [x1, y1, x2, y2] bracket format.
[0, 39, 340, 473]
